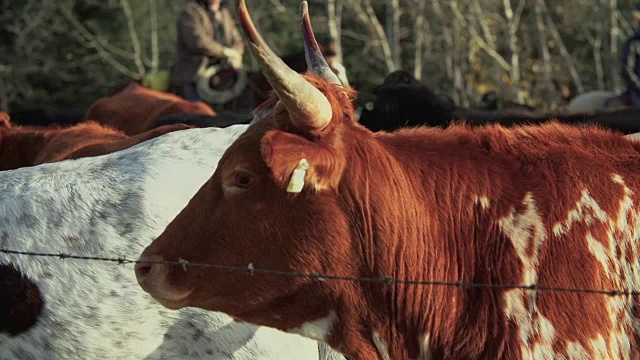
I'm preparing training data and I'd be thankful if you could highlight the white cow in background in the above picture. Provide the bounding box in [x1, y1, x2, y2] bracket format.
[0, 125, 345, 360]
[627, 132, 640, 140]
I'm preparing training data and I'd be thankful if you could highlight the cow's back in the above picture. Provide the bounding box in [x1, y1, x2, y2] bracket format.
[418, 123, 640, 358]
[85, 83, 215, 136]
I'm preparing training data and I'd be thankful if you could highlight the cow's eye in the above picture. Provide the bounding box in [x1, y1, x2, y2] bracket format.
[233, 171, 253, 188]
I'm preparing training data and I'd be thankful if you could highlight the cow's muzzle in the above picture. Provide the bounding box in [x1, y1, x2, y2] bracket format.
[134, 252, 192, 309]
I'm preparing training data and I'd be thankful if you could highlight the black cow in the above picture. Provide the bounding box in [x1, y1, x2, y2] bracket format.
[8, 108, 86, 127]
[152, 111, 254, 129]
[358, 70, 640, 135]
[356, 71, 455, 131]
[475, 90, 537, 113]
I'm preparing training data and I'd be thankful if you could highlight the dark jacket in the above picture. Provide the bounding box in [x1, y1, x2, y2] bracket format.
[172, 1, 244, 87]
[622, 28, 640, 90]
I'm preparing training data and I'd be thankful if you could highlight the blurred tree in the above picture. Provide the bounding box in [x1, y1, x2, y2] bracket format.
[0, 0, 639, 112]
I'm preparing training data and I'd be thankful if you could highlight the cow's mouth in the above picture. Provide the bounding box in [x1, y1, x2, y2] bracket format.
[150, 292, 192, 310]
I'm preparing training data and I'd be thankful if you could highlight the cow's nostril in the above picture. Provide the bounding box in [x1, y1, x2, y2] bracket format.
[134, 260, 153, 281]
[133, 254, 190, 304]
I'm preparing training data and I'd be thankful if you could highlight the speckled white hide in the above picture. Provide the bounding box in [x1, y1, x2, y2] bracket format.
[0, 125, 342, 360]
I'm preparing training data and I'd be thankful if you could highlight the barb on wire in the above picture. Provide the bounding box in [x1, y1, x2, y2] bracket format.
[1, 248, 639, 297]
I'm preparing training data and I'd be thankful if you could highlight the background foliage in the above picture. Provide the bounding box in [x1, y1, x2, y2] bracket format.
[1, 0, 639, 112]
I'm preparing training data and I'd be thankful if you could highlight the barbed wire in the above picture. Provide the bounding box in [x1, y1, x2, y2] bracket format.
[1, 248, 639, 297]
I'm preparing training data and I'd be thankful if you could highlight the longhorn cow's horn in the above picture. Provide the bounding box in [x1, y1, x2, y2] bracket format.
[237, 0, 332, 131]
[300, 1, 341, 85]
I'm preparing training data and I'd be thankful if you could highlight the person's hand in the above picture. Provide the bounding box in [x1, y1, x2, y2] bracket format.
[223, 47, 243, 69]
[229, 55, 243, 69]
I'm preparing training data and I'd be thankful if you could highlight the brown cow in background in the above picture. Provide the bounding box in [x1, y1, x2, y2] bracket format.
[0, 112, 10, 128]
[0, 113, 192, 170]
[85, 82, 214, 136]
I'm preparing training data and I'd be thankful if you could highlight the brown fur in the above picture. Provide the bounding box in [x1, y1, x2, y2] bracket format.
[138, 73, 640, 359]
[85, 82, 214, 136]
[0, 120, 192, 170]
[0, 112, 10, 128]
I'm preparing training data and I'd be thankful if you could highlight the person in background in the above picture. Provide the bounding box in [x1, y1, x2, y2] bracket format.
[621, 10, 640, 107]
[172, 0, 244, 100]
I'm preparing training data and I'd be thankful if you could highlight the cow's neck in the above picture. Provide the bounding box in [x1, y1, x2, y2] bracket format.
[331, 129, 500, 359]
[0, 129, 51, 170]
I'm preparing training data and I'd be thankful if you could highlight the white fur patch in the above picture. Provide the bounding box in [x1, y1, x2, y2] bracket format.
[500, 192, 547, 354]
[0, 126, 330, 360]
[499, 193, 545, 288]
[372, 331, 391, 360]
[500, 175, 640, 358]
[552, 189, 608, 237]
[625, 132, 640, 140]
[417, 333, 432, 360]
[288, 312, 338, 342]
[557, 175, 638, 358]
[473, 195, 491, 210]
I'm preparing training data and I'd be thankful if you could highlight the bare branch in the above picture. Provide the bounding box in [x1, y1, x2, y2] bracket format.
[335, 0, 344, 59]
[413, 0, 426, 80]
[534, 0, 554, 110]
[510, 0, 527, 34]
[609, 0, 621, 92]
[341, 29, 370, 42]
[120, 0, 146, 77]
[503, 0, 525, 102]
[73, 20, 138, 61]
[471, 0, 495, 50]
[348, 0, 370, 24]
[581, 4, 605, 89]
[386, 0, 401, 69]
[327, 0, 344, 59]
[63, 54, 104, 69]
[58, 5, 139, 79]
[350, 0, 397, 72]
[452, 13, 465, 105]
[450, 2, 511, 72]
[538, 0, 583, 93]
[149, 0, 159, 72]
[270, 0, 288, 13]
[432, 0, 454, 79]
[614, 9, 635, 37]
[15, 2, 48, 44]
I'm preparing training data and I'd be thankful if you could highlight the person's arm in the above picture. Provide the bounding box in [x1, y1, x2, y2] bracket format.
[624, 40, 640, 89]
[179, 8, 227, 58]
[226, 11, 245, 56]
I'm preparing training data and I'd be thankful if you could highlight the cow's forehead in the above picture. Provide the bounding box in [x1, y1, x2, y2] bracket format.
[220, 128, 270, 168]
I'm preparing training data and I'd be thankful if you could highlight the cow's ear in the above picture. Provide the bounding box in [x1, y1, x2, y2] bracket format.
[261, 129, 346, 193]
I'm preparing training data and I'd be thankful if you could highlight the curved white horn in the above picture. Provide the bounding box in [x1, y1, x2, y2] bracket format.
[300, 1, 342, 85]
[238, 0, 332, 131]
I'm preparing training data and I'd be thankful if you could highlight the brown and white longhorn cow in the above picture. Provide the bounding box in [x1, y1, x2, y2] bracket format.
[135, 1, 640, 359]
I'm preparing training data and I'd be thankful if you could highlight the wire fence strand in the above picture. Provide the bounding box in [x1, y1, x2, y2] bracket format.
[1, 248, 639, 297]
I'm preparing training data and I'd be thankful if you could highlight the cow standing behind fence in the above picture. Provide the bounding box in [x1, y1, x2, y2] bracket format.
[136, 2, 640, 359]
[0, 125, 344, 359]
